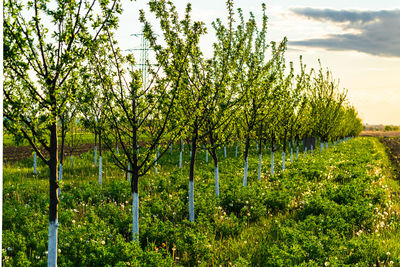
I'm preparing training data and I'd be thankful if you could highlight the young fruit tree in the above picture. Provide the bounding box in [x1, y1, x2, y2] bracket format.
[87, 7, 197, 238]
[3, 0, 121, 265]
[234, 6, 287, 185]
[142, 1, 212, 222]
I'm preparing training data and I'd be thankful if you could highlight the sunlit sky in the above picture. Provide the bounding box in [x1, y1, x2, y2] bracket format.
[116, 0, 400, 125]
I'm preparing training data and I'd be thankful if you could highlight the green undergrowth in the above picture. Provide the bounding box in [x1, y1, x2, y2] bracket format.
[3, 138, 400, 266]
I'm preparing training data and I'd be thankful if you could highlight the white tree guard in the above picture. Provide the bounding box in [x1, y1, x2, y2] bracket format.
[206, 150, 208, 163]
[235, 144, 238, 158]
[291, 147, 293, 163]
[271, 151, 274, 175]
[215, 164, 219, 196]
[224, 146, 227, 158]
[179, 151, 182, 169]
[132, 192, 139, 241]
[116, 145, 119, 155]
[58, 163, 63, 197]
[99, 156, 102, 185]
[305, 147, 307, 157]
[189, 181, 194, 222]
[282, 152, 286, 170]
[258, 152, 262, 180]
[325, 142, 328, 149]
[70, 154, 73, 169]
[48, 219, 59, 267]
[296, 146, 299, 159]
[320, 142, 323, 152]
[243, 157, 248, 186]
[94, 146, 97, 166]
[311, 145, 313, 155]
[34, 152, 37, 174]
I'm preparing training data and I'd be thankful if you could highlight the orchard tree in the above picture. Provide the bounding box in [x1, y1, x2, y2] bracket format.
[234, 5, 287, 185]
[91, 0, 199, 237]
[308, 62, 347, 151]
[3, 0, 121, 265]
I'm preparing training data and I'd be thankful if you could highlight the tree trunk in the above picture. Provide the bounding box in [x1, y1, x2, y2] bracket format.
[211, 149, 219, 196]
[48, 122, 59, 267]
[243, 135, 250, 186]
[94, 130, 97, 166]
[189, 128, 198, 222]
[34, 152, 37, 174]
[258, 139, 262, 180]
[99, 128, 102, 185]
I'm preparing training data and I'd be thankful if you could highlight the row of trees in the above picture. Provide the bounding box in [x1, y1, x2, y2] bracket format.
[3, 0, 362, 265]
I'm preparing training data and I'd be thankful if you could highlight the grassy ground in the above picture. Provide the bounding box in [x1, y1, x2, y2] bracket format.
[2, 137, 400, 266]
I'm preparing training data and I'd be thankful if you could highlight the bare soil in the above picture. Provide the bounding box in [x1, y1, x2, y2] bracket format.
[360, 131, 400, 137]
[379, 137, 400, 178]
[3, 143, 96, 162]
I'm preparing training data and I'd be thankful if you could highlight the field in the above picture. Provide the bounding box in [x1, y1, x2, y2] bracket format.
[360, 131, 400, 137]
[3, 137, 400, 266]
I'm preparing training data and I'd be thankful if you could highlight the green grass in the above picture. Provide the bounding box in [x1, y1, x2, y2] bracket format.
[3, 137, 400, 266]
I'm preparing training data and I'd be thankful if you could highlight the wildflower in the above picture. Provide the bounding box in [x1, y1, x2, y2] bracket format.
[72, 220, 76, 224]
[101, 241, 105, 245]
[387, 251, 391, 256]
[58, 249, 61, 253]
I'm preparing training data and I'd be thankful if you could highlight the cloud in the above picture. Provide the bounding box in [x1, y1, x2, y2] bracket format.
[289, 8, 400, 57]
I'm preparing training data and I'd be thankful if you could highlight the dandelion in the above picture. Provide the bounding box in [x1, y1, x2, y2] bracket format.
[387, 251, 391, 256]
[324, 262, 330, 266]
[72, 220, 76, 224]
[101, 240, 105, 245]
[58, 249, 61, 253]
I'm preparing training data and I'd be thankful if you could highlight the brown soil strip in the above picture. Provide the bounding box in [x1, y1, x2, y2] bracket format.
[379, 137, 400, 179]
[3, 143, 96, 162]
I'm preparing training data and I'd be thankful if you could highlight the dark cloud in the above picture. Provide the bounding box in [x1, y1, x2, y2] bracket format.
[289, 8, 400, 57]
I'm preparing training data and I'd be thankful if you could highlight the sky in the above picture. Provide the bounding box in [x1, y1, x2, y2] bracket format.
[115, 0, 400, 125]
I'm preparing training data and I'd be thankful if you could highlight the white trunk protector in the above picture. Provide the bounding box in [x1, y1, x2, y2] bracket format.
[320, 142, 323, 152]
[189, 181, 194, 222]
[132, 192, 139, 241]
[48, 219, 59, 267]
[206, 150, 208, 163]
[128, 163, 131, 182]
[296, 146, 299, 159]
[224, 146, 227, 158]
[235, 144, 238, 157]
[215, 164, 219, 196]
[58, 163, 63, 197]
[258, 153, 262, 180]
[34, 152, 37, 174]
[291, 147, 293, 163]
[179, 151, 182, 169]
[282, 151, 285, 170]
[271, 151, 274, 175]
[243, 156, 248, 186]
[99, 156, 102, 185]
[70, 155, 73, 169]
[305, 147, 307, 157]
[311, 145, 313, 155]
[170, 144, 173, 155]
[94, 146, 97, 166]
